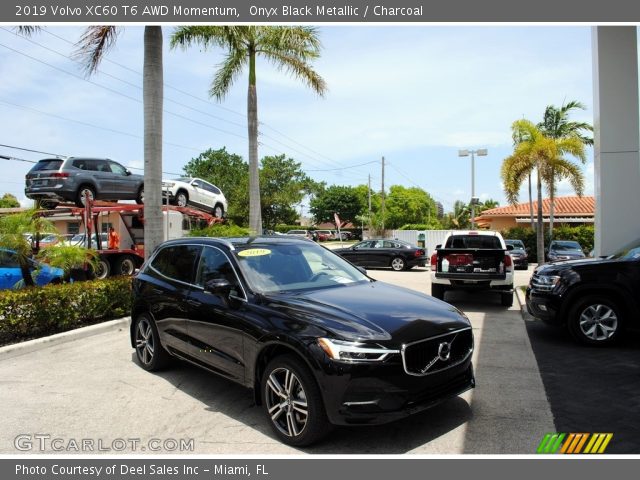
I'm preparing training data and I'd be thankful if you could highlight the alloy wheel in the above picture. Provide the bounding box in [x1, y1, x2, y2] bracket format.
[391, 257, 405, 271]
[579, 304, 618, 341]
[135, 317, 155, 366]
[265, 367, 309, 438]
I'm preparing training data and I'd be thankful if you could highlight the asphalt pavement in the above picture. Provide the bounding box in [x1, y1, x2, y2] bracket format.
[0, 266, 554, 454]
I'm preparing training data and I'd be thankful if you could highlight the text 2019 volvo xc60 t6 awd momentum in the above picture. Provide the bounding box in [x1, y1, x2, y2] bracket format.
[131, 236, 475, 446]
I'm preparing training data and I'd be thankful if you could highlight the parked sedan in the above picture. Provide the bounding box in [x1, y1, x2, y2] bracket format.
[25, 157, 144, 208]
[162, 177, 227, 218]
[333, 239, 427, 271]
[547, 240, 586, 262]
[0, 248, 64, 290]
[131, 236, 474, 446]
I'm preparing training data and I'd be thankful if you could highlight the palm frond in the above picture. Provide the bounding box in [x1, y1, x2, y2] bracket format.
[259, 50, 327, 96]
[73, 26, 121, 76]
[14, 26, 41, 36]
[210, 49, 248, 100]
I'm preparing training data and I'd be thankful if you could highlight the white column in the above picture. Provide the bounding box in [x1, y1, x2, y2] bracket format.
[592, 27, 640, 256]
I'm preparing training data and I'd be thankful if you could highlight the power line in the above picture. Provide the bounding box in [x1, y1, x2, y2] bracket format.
[34, 29, 375, 177]
[0, 144, 65, 157]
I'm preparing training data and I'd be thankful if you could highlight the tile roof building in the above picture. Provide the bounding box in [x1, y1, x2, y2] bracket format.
[475, 196, 595, 230]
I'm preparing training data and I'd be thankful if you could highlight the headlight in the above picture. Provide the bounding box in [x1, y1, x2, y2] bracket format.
[532, 275, 561, 291]
[317, 338, 399, 363]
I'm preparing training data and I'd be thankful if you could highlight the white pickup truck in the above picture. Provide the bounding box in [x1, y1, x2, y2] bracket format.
[430, 230, 514, 307]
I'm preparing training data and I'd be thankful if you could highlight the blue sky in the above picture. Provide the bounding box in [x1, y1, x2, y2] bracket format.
[0, 26, 595, 213]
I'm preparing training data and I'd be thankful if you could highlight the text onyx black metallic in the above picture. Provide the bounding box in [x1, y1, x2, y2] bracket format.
[131, 236, 475, 446]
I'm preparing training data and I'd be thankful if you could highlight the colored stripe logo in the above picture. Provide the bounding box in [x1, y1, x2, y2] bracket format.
[537, 433, 613, 454]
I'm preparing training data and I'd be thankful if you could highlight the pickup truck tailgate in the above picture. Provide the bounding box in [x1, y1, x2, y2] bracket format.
[435, 248, 507, 280]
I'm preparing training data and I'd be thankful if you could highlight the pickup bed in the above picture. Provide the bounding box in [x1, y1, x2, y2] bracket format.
[430, 231, 514, 306]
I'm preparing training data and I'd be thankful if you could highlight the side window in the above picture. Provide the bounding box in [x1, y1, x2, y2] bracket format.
[150, 245, 202, 284]
[196, 247, 242, 297]
[109, 162, 127, 176]
[72, 159, 87, 170]
[95, 161, 112, 173]
[383, 241, 396, 248]
[207, 183, 221, 195]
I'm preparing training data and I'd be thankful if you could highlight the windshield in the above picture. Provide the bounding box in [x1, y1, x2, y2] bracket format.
[506, 240, 525, 250]
[609, 239, 640, 260]
[233, 242, 370, 294]
[446, 235, 502, 249]
[551, 241, 582, 251]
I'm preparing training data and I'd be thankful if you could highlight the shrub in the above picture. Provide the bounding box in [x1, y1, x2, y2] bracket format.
[0, 276, 131, 345]
[189, 223, 251, 238]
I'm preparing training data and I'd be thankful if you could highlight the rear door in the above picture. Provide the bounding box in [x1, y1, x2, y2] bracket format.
[86, 160, 116, 198]
[184, 246, 247, 381]
[142, 244, 202, 354]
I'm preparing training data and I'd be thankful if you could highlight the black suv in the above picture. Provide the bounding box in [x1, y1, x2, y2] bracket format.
[526, 239, 640, 345]
[131, 236, 474, 446]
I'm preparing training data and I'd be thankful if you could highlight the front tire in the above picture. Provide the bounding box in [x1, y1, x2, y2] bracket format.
[261, 355, 329, 447]
[568, 296, 622, 346]
[133, 313, 170, 371]
[390, 257, 406, 271]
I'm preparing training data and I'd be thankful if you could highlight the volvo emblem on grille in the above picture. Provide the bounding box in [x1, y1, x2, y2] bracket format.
[438, 341, 452, 361]
[420, 338, 456, 374]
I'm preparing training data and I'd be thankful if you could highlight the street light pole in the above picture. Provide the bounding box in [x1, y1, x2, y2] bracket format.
[458, 148, 488, 229]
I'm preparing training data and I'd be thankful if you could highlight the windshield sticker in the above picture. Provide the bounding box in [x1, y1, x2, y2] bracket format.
[238, 248, 272, 257]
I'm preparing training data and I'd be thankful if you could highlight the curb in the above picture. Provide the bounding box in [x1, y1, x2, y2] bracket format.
[0, 317, 130, 360]
[515, 286, 527, 310]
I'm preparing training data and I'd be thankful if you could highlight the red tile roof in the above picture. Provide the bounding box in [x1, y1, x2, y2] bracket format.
[479, 196, 594, 217]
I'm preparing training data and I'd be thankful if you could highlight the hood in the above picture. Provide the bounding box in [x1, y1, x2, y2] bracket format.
[263, 281, 470, 345]
[537, 256, 606, 274]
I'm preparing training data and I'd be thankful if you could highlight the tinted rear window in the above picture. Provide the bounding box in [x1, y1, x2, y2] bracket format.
[30, 159, 63, 172]
[446, 235, 502, 249]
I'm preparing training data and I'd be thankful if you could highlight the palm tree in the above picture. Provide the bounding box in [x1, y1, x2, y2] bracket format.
[170, 26, 327, 234]
[74, 26, 164, 260]
[504, 120, 586, 264]
[538, 101, 592, 238]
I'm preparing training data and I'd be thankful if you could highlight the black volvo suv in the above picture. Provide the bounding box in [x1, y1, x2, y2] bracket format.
[526, 239, 640, 345]
[131, 236, 475, 446]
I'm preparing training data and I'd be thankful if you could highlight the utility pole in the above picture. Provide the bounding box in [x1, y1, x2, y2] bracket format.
[381, 156, 385, 232]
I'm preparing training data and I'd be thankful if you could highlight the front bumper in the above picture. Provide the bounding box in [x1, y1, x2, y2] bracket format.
[525, 287, 562, 324]
[315, 356, 474, 426]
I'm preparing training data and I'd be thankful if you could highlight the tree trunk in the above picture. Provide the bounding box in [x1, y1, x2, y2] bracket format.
[536, 168, 545, 265]
[143, 26, 164, 260]
[19, 260, 35, 287]
[549, 174, 555, 241]
[247, 47, 262, 235]
[528, 173, 534, 231]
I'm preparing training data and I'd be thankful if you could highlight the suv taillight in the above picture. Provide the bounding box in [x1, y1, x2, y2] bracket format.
[430, 252, 437, 268]
[51, 173, 70, 178]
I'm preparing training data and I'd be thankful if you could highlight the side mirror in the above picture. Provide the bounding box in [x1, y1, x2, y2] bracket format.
[506, 245, 514, 251]
[125, 169, 132, 176]
[356, 266, 367, 275]
[204, 278, 232, 296]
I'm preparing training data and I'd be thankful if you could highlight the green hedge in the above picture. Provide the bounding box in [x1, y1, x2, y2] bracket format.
[501, 225, 595, 261]
[0, 276, 131, 345]
[189, 223, 251, 238]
